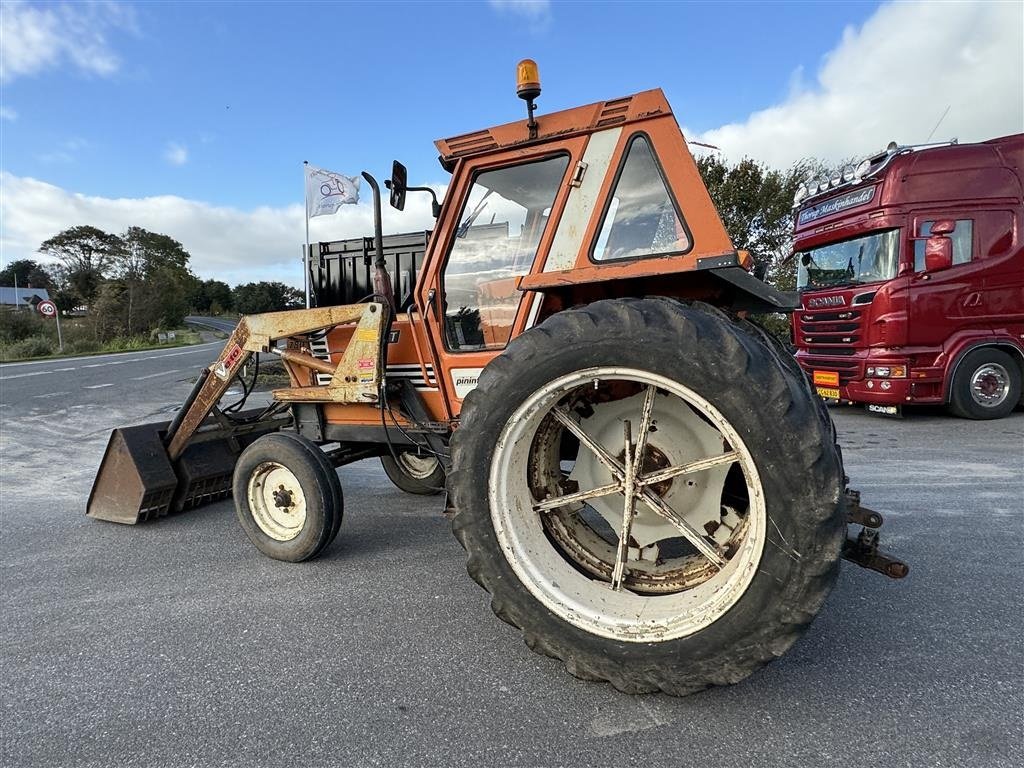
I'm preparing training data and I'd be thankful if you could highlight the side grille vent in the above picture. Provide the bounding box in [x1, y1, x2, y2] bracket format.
[596, 97, 632, 127]
[446, 130, 498, 155]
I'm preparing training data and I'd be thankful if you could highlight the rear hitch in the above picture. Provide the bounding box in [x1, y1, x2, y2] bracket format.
[841, 489, 909, 580]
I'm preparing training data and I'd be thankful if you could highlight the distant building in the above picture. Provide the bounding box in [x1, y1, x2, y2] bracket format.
[0, 286, 52, 308]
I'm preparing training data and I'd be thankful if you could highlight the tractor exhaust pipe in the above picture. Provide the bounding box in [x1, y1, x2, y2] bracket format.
[361, 171, 395, 312]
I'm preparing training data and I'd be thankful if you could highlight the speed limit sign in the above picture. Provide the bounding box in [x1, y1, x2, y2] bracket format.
[37, 300, 57, 318]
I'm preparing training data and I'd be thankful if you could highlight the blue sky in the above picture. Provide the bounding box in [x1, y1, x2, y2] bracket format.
[3, 1, 879, 206]
[1, 0, 1021, 285]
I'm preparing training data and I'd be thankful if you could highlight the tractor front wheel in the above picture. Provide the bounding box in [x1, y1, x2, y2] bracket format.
[233, 432, 343, 562]
[448, 298, 846, 695]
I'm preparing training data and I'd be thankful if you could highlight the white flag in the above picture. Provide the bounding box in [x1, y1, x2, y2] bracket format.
[305, 164, 360, 218]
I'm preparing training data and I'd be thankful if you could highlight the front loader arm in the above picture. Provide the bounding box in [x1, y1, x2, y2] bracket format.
[165, 304, 385, 460]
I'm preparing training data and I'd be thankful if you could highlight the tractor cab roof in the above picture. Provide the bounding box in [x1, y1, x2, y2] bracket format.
[435, 89, 673, 170]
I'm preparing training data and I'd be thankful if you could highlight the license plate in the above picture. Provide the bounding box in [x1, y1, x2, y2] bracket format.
[816, 387, 840, 399]
[813, 370, 839, 387]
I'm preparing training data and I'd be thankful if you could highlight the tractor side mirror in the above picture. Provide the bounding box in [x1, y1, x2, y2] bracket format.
[924, 219, 955, 272]
[388, 160, 407, 211]
[800, 253, 811, 267]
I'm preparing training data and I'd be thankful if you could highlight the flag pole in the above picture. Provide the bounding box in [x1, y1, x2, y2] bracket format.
[303, 160, 311, 308]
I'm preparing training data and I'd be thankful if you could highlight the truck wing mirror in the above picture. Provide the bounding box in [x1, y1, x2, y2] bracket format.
[928, 219, 956, 236]
[924, 235, 953, 272]
[388, 160, 408, 211]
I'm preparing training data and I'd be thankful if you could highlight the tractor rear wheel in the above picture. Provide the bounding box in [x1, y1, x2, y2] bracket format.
[448, 298, 846, 695]
[233, 432, 343, 562]
[381, 449, 445, 495]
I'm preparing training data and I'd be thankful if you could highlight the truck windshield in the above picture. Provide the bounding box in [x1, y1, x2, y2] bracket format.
[796, 229, 900, 291]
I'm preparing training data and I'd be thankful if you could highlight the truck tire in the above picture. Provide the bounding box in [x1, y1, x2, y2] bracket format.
[381, 450, 445, 495]
[448, 298, 846, 695]
[233, 432, 343, 562]
[947, 348, 1022, 420]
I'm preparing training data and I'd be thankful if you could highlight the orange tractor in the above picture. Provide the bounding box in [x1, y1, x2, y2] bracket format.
[88, 62, 906, 695]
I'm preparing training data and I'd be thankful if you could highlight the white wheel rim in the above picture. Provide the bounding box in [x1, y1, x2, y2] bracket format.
[247, 461, 307, 541]
[970, 363, 1010, 407]
[397, 452, 439, 480]
[488, 367, 766, 643]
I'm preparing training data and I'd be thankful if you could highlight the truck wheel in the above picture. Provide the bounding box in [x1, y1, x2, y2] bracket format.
[381, 450, 445, 495]
[233, 432, 343, 562]
[448, 298, 846, 695]
[947, 348, 1022, 420]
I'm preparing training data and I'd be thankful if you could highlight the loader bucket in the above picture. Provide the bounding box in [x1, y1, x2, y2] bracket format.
[86, 411, 280, 525]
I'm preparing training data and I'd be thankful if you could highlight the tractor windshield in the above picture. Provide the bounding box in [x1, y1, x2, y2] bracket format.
[442, 153, 570, 351]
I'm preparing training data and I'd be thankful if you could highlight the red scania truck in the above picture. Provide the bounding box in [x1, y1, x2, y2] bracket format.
[791, 134, 1024, 419]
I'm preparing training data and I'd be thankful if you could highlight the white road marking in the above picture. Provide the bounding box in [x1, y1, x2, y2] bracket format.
[0, 371, 48, 380]
[0, 341, 222, 368]
[83, 383, 115, 390]
[53, 367, 75, 372]
[82, 363, 106, 368]
[33, 391, 69, 399]
[132, 369, 182, 380]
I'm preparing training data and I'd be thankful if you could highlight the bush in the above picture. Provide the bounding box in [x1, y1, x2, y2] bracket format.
[66, 338, 100, 355]
[2, 335, 56, 360]
[0, 309, 49, 343]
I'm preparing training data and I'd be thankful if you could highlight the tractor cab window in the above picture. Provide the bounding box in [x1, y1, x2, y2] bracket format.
[442, 154, 569, 351]
[592, 134, 690, 261]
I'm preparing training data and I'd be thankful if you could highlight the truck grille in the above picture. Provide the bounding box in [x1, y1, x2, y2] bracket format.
[799, 309, 864, 350]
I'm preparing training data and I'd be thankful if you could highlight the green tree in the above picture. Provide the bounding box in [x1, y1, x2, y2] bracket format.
[89, 281, 131, 341]
[114, 227, 196, 332]
[696, 155, 813, 292]
[232, 281, 303, 314]
[0, 259, 56, 293]
[189, 279, 233, 314]
[38, 225, 122, 305]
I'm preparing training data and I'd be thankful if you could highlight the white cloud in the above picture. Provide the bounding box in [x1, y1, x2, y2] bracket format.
[489, 0, 551, 27]
[0, 0, 136, 83]
[694, 1, 1024, 168]
[0, 106, 16, 121]
[36, 137, 89, 164]
[164, 142, 189, 166]
[0, 172, 443, 287]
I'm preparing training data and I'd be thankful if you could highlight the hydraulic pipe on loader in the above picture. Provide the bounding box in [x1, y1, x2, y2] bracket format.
[87, 304, 387, 525]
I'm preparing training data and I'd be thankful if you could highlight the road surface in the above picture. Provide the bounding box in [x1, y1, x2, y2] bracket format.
[1, 335, 1021, 767]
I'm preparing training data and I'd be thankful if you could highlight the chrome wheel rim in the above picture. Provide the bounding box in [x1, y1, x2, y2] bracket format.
[488, 367, 766, 643]
[247, 461, 307, 541]
[970, 363, 1010, 408]
[397, 452, 440, 480]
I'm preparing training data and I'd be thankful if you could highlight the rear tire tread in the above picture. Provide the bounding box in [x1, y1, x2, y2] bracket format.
[448, 298, 846, 695]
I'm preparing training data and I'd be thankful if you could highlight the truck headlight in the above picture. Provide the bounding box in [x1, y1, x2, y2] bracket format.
[866, 365, 907, 378]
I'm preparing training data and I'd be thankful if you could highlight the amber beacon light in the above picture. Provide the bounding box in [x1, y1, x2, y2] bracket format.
[516, 59, 541, 100]
[516, 59, 541, 138]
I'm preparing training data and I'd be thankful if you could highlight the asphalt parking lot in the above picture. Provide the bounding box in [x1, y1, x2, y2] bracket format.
[1, 356, 1021, 767]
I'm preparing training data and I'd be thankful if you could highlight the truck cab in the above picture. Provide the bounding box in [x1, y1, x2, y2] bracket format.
[792, 134, 1024, 418]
